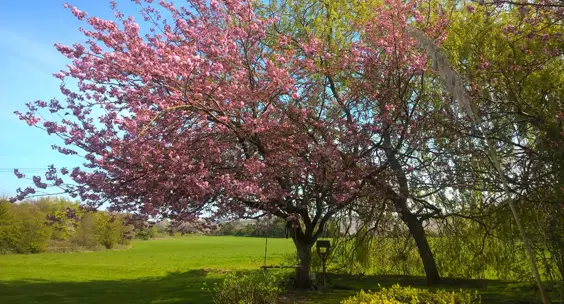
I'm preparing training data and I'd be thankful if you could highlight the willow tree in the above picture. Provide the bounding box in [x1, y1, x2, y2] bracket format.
[408, 1, 563, 301]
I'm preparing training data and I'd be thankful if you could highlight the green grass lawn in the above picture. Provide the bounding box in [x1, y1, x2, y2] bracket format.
[0, 236, 294, 304]
[0, 235, 561, 304]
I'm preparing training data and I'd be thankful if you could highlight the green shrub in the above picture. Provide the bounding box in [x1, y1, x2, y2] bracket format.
[118, 220, 134, 245]
[14, 204, 52, 253]
[209, 272, 281, 304]
[341, 284, 481, 304]
[96, 212, 122, 249]
[0, 202, 53, 254]
[136, 226, 158, 240]
[342, 291, 402, 304]
[72, 213, 100, 249]
[0, 201, 19, 253]
[45, 200, 82, 242]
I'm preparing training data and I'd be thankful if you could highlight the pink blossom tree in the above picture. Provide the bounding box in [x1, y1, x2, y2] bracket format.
[14, 0, 443, 287]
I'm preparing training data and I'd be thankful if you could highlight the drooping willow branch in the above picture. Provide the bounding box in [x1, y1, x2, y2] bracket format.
[407, 26, 550, 304]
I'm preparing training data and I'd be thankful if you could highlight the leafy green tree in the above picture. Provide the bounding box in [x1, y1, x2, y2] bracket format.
[0, 200, 19, 253]
[72, 212, 100, 249]
[423, 1, 563, 300]
[0, 202, 53, 254]
[96, 212, 123, 249]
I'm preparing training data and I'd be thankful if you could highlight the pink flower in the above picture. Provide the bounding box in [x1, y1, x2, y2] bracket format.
[70, 6, 88, 20]
[384, 103, 396, 112]
[32, 176, 48, 189]
[14, 169, 25, 179]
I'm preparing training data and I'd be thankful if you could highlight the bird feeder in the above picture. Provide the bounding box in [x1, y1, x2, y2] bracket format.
[316, 240, 331, 287]
[316, 240, 331, 259]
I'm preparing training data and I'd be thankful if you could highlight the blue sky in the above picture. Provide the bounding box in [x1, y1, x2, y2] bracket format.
[0, 0, 142, 197]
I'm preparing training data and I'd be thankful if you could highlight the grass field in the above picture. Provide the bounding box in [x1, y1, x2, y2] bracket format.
[0, 236, 560, 304]
[0, 236, 294, 304]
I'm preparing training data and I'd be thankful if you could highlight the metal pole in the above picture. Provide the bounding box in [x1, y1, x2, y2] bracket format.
[322, 259, 326, 287]
[263, 235, 268, 266]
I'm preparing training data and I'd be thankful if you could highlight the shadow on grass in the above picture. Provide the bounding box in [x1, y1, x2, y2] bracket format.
[0, 269, 220, 304]
[2, 271, 562, 304]
[285, 274, 564, 304]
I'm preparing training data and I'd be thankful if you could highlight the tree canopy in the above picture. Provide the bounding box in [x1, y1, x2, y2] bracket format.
[12, 0, 563, 291]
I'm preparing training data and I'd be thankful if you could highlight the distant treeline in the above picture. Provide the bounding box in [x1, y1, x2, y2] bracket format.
[214, 218, 335, 238]
[0, 197, 136, 254]
[0, 197, 194, 254]
[1, 197, 338, 254]
[214, 218, 287, 238]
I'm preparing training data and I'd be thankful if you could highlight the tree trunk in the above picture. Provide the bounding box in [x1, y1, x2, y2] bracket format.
[400, 209, 440, 285]
[379, 122, 441, 285]
[294, 238, 314, 289]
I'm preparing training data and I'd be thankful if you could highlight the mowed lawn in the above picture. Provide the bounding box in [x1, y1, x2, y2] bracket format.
[0, 236, 558, 304]
[0, 236, 295, 304]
